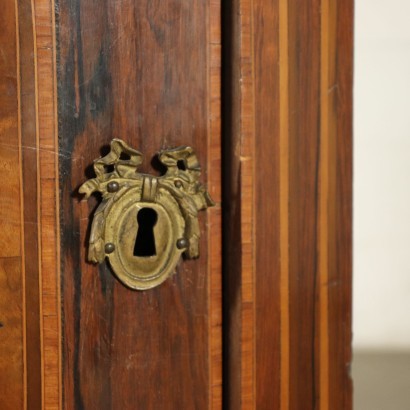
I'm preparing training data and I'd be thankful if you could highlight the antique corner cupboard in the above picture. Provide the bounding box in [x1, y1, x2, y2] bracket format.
[0, 0, 353, 409]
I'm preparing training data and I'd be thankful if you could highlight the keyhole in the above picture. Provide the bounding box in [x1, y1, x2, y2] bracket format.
[133, 208, 158, 257]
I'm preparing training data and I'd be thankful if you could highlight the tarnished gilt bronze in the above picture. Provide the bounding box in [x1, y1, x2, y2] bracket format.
[79, 139, 214, 290]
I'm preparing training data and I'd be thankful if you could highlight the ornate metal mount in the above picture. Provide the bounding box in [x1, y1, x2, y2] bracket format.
[79, 139, 214, 290]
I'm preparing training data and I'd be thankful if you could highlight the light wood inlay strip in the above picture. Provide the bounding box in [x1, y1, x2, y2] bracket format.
[279, 1, 290, 408]
[31, 2, 45, 407]
[16, 0, 28, 407]
[208, 0, 222, 408]
[240, 0, 256, 407]
[33, 0, 61, 408]
[52, 0, 62, 406]
[319, 0, 330, 406]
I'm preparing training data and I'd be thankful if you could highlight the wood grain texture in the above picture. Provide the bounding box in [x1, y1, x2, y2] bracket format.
[223, 0, 353, 408]
[254, 0, 282, 408]
[0, 1, 25, 408]
[327, 2, 354, 408]
[17, 0, 45, 407]
[5, 0, 62, 408]
[2, 0, 352, 407]
[222, 0, 257, 408]
[208, 1, 223, 407]
[33, 0, 62, 405]
[56, 0, 221, 408]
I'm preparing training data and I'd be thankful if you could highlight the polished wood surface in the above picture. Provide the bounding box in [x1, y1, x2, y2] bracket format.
[18, 0, 42, 407]
[1, 0, 352, 408]
[0, 0, 61, 409]
[222, 0, 258, 408]
[34, 0, 62, 406]
[56, 0, 221, 408]
[223, 0, 353, 408]
[0, 2, 26, 408]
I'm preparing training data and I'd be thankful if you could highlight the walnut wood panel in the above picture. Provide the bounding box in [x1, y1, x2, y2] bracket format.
[0, 1, 25, 409]
[223, 0, 353, 409]
[287, 1, 322, 406]
[1, 0, 62, 408]
[18, 0, 42, 406]
[56, 0, 221, 409]
[327, 3, 353, 408]
[34, 0, 62, 404]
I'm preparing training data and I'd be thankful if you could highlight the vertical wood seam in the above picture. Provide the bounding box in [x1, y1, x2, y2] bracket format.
[206, 1, 211, 405]
[250, 0, 256, 406]
[207, 0, 212, 407]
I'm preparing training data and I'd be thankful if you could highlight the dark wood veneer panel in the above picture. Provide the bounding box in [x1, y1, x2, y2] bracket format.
[287, 1, 322, 408]
[253, 0, 281, 408]
[328, 1, 354, 408]
[56, 1, 214, 408]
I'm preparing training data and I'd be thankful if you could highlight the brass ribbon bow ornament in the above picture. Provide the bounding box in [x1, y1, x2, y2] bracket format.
[79, 139, 214, 290]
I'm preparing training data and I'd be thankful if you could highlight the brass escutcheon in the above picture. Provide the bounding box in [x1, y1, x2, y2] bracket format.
[79, 139, 214, 290]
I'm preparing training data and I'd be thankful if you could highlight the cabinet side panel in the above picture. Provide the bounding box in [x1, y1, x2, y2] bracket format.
[223, 0, 353, 408]
[328, 2, 354, 408]
[56, 0, 221, 408]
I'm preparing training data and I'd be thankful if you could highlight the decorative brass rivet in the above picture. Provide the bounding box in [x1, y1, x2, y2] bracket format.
[107, 181, 120, 193]
[105, 243, 115, 253]
[176, 238, 188, 249]
[174, 180, 183, 188]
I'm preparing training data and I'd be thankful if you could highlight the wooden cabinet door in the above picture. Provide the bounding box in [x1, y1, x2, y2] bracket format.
[0, 0, 353, 409]
[57, 1, 221, 408]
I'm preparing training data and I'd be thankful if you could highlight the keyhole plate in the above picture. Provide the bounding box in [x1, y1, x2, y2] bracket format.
[79, 140, 215, 290]
[104, 186, 185, 290]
